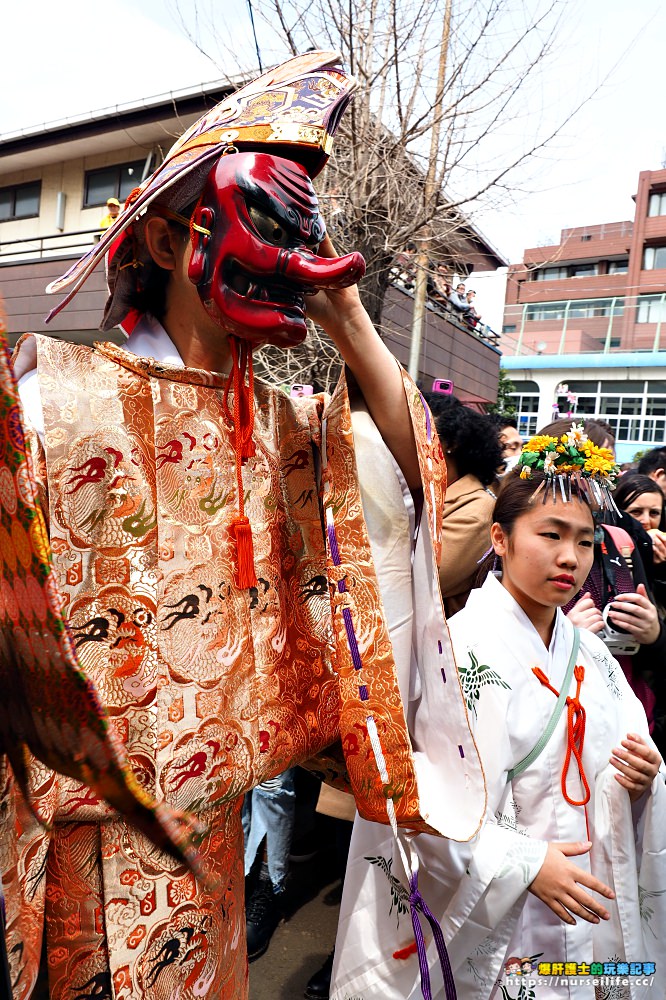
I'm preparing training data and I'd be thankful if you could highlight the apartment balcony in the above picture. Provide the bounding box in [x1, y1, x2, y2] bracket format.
[521, 222, 634, 267]
[512, 271, 629, 304]
[502, 292, 666, 357]
[643, 217, 666, 241]
[638, 268, 666, 292]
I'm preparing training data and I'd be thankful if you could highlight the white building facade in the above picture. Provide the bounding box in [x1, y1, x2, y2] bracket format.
[503, 352, 666, 463]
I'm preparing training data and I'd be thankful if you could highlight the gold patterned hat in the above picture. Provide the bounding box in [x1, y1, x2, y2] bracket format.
[46, 51, 357, 324]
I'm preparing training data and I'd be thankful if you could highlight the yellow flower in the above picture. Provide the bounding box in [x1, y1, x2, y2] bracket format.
[556, 445, 565, 453]
[524, 435, 558, 454]
[584, 454, 614, 476]
[520, 466, 532, 479]
[582, 440, 612, 459]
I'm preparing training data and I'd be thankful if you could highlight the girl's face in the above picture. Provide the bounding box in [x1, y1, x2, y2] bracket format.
[623, 491, 663, 531]
[491, 497, 595, 621]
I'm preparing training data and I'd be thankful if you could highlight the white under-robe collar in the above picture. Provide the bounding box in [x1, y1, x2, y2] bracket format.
[124, 313, 185, 367]
[18, 314, 186, 443]
[462, 573, 571, 668]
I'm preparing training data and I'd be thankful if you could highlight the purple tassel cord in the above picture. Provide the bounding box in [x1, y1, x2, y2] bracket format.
[409, 872, 457, 1000]
[326, 418, 455, 1000]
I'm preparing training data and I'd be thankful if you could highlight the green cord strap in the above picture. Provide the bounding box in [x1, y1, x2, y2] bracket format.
[507, 627, 581, 783]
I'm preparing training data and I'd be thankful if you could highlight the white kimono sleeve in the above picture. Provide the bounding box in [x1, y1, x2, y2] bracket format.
[332, 635, 547, 1000]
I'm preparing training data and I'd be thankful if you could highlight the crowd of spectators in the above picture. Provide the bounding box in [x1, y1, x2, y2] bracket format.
[389, 249, 498, 340]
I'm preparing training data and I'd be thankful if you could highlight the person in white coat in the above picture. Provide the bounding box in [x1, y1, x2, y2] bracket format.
[332, 429, 666, 1000]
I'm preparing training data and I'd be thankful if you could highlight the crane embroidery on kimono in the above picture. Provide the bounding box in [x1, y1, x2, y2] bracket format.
[459, 649, 511, 717]
[365, 854, 409, 926]
[638, 884, 666, 936]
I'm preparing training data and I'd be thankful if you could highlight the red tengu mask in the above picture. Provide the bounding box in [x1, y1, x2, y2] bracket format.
[187, 151, 365, 347]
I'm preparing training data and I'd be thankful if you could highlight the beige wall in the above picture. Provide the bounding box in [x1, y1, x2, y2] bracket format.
[0, 144, 153, 243]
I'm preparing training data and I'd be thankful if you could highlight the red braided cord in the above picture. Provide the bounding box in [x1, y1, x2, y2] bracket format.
[532, 664, 591, 810]
[226, 337, 257, 589]
[561, 665, 590, 808]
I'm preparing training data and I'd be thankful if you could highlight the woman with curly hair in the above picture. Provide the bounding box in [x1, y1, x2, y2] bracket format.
[425, 394, 504, 617]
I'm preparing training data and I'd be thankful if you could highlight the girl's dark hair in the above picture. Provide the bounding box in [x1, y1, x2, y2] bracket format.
[423, 394, 503, 487]
[538, 418, 615, 449]
[476, 469, 594, 584]
[614, 473, 666, 530]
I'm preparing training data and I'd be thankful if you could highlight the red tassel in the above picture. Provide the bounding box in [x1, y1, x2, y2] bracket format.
[224, 337, 258, 588]
[230, 515, 257, 590]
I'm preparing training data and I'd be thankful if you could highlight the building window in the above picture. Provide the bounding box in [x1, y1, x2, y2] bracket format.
[532, 262, 599, 280]
[608, 259, 628, 273]
[533, 266, 568, 281]
[526, 298, 622, 322]
[569, 263, 597, 278]
[526, 303, 566, 321]
[83, 160, 145, 208]
[648, 192, 666, 217]
[509, 381, 539, 436]
[551, 379, 666, 448]
[637, 294, 666, 323]
[599, 380, 644, 393]
[0, 180, 41, 221]
[568, 298, 624, 319]
[643, 245, 666, 270]
[570, 395, 597, 416]
[502, 324, 516, 333]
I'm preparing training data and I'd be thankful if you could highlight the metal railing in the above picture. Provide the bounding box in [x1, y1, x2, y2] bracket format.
[0, 228, 100, 263]
[502, 292, 666, 356]
[390, 271, 500, 350]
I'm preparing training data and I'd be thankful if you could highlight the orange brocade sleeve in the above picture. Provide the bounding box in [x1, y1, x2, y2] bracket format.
[0, 326, 202, 875]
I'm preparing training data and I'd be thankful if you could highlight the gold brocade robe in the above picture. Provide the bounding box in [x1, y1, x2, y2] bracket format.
[1, 333, 455, 1000]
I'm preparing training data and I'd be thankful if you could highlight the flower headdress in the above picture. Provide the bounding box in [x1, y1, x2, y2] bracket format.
[518, 422, 620, 509]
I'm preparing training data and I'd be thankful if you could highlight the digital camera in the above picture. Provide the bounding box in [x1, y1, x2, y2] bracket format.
[598, 603, 639, 656]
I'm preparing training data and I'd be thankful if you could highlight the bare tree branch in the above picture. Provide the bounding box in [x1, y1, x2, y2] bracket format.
[170, 0, 619, 328]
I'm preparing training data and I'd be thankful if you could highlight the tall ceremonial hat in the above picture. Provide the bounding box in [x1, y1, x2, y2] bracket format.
[45, 51, 357, 330]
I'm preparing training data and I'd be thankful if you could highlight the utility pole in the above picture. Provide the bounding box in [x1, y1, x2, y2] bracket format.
[407, 0, 453, 382]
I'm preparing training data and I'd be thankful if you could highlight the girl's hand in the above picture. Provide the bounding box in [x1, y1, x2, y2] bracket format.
[610, 732, 662, 802]
[566, 593, 604, 634]
[607, 585, 661, 645]
[528, 841, 614, 925]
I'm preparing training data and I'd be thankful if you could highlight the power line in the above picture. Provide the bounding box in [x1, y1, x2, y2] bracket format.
[246, 0, 263, 73]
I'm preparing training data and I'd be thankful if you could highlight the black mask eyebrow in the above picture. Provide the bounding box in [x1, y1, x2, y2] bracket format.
[236, 166, 326, 247]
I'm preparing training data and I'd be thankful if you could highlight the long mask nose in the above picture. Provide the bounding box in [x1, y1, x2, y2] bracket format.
[277, 248, 366, 289]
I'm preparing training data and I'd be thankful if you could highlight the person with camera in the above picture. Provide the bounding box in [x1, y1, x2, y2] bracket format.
[613, 471, 666, 613]
[564, 496, 666, 756]
[537, 420, 666, 754]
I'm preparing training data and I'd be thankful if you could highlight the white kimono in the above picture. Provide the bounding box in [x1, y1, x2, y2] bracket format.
[332, 575, 666, 1000]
